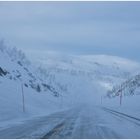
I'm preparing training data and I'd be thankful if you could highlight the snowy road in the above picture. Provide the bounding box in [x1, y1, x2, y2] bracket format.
[1, 105, 140, 139]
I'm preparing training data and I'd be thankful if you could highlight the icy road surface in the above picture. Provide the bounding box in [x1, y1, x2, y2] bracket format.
[0, 105, 140, 139]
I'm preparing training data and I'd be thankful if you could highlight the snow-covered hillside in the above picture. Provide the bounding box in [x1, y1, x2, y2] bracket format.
[1, 40, 140, 127]
[107, 73, 140, 98]
[0, 41, 67, 124]
[0, 42, 61, 96]
[29, 51, 140, 102]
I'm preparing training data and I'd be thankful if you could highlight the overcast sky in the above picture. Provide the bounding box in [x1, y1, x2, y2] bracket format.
[0, 2, 140, 61]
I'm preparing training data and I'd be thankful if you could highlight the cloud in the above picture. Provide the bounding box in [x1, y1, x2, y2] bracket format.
[0, 1, 140, 61]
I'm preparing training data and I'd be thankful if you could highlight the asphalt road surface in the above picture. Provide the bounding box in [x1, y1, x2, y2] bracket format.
[0, 105, 140, 139]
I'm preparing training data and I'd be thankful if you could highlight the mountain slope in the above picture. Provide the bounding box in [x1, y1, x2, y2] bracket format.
[0, 42, 65, 123]
[0, 46, 60, 96]
[107, 73, 140, 98]
[28, 51, 140, 105]
[1, 41, 140, 124]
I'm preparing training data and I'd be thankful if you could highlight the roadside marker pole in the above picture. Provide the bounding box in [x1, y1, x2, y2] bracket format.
[120, 92, 122, 106]
[120, 86, 122, 106]
[21, 83, 25, 112]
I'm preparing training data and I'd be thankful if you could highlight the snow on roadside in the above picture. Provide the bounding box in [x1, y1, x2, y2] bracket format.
[103, 95, 140, 118]
[0, 74, 68, 129]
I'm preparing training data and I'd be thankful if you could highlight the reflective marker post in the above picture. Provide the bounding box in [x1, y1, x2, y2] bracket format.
[21, 83, 25, 112]
[120, 85, 122, 106]
[120, 91, 122, 106]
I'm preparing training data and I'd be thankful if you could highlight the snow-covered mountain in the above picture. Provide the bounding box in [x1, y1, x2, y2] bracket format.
[107, 73, 140, 98]
[0, 41, 61, 96]
[0, 41, 66, 122]
[29, 51, 140, 104]
[1, 40, 140, 124]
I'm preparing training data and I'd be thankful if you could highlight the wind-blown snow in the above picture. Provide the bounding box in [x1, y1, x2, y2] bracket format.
[1, 44, 140, 133]
[31, 51, 140, 96]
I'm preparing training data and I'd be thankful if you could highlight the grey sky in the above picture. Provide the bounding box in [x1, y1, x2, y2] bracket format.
[0, 2, 140, 61]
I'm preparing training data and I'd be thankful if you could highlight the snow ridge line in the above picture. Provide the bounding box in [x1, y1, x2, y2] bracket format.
[101, 107, 140, 125]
